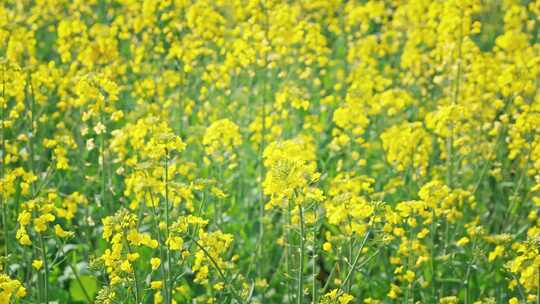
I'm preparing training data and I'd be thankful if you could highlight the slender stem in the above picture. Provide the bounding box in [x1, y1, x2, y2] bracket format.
[321, 264, 337, 294]
[192, 239, 244, 303]
[1, 64, 7, 261]
[338, 230, 370, 295]
[38, 233, 49, 303]
[312, 209, 318, 303]
[256, 2, 270, 293]
[148, 190, 170, 303]
[536, 266, 540, 304]
[448, 8, 465, 189]
[430, 209, 437, 302]
[27, 74, 36, 193]
[68, 251, 91, 303]
[286, 200, 292, 302]
[346, 216, 353, 293]
[1, 193, 6, 260]
[100, 110, 107, 213]
[297, 205, 305, 304]
[35, 246, 43, 302]
[506, 150, 530, 215]
[405, 229, 413, 304]
[164, 150, 172, 304]
[463, 238, 477, 304]
[125, 241, 140, 303]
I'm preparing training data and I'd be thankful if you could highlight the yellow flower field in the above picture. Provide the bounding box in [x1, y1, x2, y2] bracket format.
[1, 0, 540, 303]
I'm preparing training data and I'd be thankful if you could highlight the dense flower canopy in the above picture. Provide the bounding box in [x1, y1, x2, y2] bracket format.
[0, 0, 540, 303]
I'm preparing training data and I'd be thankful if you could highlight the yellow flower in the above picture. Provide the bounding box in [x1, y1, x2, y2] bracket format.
[127, 253, 140, 262]
[150, 281, 163, 289]
[154, 291, 163, 304]
[321, 289, 354, 304]
[120, 260, 132, 273]
[488, 245, 505, 262]
[440, 296, 458, 304]
[32, 260, 43, 270]
[54, 224, 74, 238]
[203, 118, 242, 162]
[33, 213, 55, 232]
[323, 242, 332, 252]
[404, 270, 415, 283]
[16, 228, 32, 246]
[17, 211, 31, 225]
[387, 284, 401, 299]
[456, 237, 470, 247]
[151, 258, 161, 271]
[0, 273, 26, 301]
[381, 122, 432, 176]
[213, 282, 224, 291]
[339, 294, 354, 304]
[508, 297, 519, 304]
[167, 236, 184, 251]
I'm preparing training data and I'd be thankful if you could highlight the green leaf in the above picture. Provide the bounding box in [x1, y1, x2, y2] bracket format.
[69, 275, 98, 303]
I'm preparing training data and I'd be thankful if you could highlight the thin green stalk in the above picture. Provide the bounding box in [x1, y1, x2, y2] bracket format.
[27, 74, 36, 193]
[148, 190, 170, 303]
[463, 237, 477, 304]
[35, 247, 43, 302]
[312, 209, 318, 303]
[192, 239, 244, 304]
[405, 230, 413, 304]
[255, 3, 270, 293]
[510, 272, 527, 301]
[508, 150, 530, 208]
[125, 241, 141, 303]
[430, 209, 437, 302]
[164, 149, 172, 304]
[100, 110, 107, 213]
[297, 205, 305, 304]
[321, 264, 337, 294]
[54, 235, 92, 302]
[338, 230, 370, 296]
[346, 215, 353, 294]
[446, 133, 454, 188]
[1, 64, 7, 261]
[536, 266, 540, 304]
[67, 250, 92, 303]
[286, 199, 293, 302]
[38, 233, 49, 303]
[448, 8, 465, 189]
[1, 195, 6, 260]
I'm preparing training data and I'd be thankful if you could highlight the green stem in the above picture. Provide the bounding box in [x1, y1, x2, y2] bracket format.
[1, 65, 7, 261]
[430, 209, 437, 302]
[164, 150, 172, 304]
[125, 241, 140, 303]
[297, 205, 305, 304]
[192, 239, 244, 304]
[1, 198, 6, 260]
[537, 266, 539, 304]
[346, 216, 353, 294]
[100, 110, 107, 213]
[338, 230, 370, 296]
[38, 233, 49, 303]
[35, 247, 43, 302]
[463, 238, 477, 304]
[312, 209, 318, 303]
[286, 200, 292, 302]
[148, 190, 170, 304]
[255, 2, 270, 293]
[69, 254, 92, 303]
[321, 264, 337, 295]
